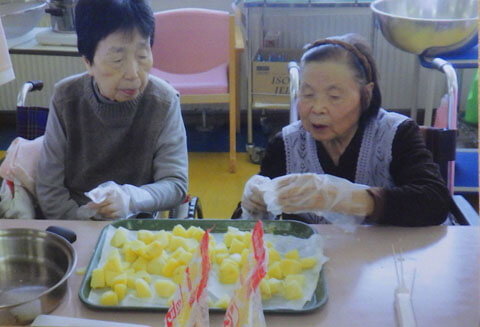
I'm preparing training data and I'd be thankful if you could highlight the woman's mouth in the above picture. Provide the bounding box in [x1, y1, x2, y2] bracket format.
[120, 89, 137, 96]
[311, 123, 328, 130]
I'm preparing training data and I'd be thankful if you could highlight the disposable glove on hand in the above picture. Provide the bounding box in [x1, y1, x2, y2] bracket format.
[241, 175, 271, 219]
[265, 173, 371, 216]
[78, 181, 131, 220]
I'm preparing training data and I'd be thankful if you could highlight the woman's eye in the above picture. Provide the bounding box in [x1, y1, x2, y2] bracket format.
[301, 93, 314, 98]
[329, 95, 340, 100]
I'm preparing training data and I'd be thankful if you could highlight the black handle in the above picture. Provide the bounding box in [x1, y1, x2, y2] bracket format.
[28, 80, 44, 92]
[47, 226, 77, 244]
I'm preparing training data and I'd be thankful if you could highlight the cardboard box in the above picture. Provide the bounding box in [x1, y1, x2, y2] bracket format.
[252, 48, 303, 109]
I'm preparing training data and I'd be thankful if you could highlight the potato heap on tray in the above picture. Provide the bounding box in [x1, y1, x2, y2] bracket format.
[89, 225, 318, 307]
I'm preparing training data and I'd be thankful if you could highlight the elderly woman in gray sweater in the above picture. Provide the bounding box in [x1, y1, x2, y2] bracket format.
[36, 0, 188, 219]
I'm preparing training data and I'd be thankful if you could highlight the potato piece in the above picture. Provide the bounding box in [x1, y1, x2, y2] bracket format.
[266, 241, 274, 249]
[173, 265, 187, 284]
[268, 248, 281, 263]
[214, 294, 231, 309]
[132, 256, 148, 272]
[229, 253, 241, 264]
[215, 243, 228, 256]
[168, 236, 187, 252]
[123, 243, 138, 263]
[137, 230, 154, 244]
[219, 258, 239, 284]
[135, 270, 151, 283]
[300, 257, 317, 270]
[100, 290, 118, 306]
[284, 279, 303, 300]
[243, 232, 252, 248]
[285, 249, 299, 260]
[162, 258, 180, 277]
[259, 279, 271, 300]
[110, 227, 128, 248]
[90, 267, 105, 289]
[114, 283, 127, 301]
[171, 247, 188, 259]
[177, 251, 193, 266]
[154, 279, 177, 298]
[147, 256, 166, 275]
[172, 224, 188, 238]
[135, 278, 152, 298]
[104, 249, 123, 272]
[240, 249, 249, 267]
[154, 230, 171, 248]
[215, 253, 228, 265]
[229, 238, 245, 254]
[267, 261, 283, 280]
[189, 226, 205, 241]
[105, 270, 121, 287]
[268, 278, 284, 295]
[111, 273, 127, 286]
[142, 240, 164, 260]
[280, 259, 302, 276]
[285, 274, 305, 287]
[130, 239, 147, 257]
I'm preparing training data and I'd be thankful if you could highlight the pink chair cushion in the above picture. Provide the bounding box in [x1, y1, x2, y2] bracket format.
[150, 63, 228, 95]
[152, 9, 229, 75]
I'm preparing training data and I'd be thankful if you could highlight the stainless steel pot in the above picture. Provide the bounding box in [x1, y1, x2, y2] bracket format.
[45, 0, 76, 33]
[0, 227, 77, 325]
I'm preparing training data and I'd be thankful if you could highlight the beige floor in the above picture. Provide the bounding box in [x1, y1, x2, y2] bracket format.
[0, 151, 259, 218]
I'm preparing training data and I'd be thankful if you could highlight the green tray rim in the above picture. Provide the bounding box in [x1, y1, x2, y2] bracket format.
[78, 219, 328, 313]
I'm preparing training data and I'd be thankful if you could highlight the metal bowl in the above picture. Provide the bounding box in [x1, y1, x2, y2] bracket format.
[371, 0, 478, 56]
[0, 0, 47, 39]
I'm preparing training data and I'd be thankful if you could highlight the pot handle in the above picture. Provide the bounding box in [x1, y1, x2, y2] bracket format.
[45, 8, 64, 16]
[47, 226, 77, 244]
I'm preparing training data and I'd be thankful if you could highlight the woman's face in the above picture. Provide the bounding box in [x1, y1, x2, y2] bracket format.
[84, 28, 153, 102]
[297, 61, 368, 142]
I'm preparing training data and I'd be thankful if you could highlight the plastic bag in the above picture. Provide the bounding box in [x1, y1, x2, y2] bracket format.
[0, 180, 35, 219]
[0, 136, 44, 196]
[224, 220, 268, 327]
[165, 229, 211, 327]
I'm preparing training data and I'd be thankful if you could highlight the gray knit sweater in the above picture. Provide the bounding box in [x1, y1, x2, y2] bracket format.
[36, 72, 188, 220]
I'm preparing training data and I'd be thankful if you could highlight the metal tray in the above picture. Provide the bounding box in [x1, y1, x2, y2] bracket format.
[79, 219, 328, 313]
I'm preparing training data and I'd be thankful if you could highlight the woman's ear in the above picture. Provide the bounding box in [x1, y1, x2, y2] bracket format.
[364, 82, 374, 106]
[83, 56, 94, 76]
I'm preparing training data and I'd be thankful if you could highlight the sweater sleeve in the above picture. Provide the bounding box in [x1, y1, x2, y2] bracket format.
[36, 100, 80, 220]
[377, 120, 450, 226]
[140, 95, 188, 211]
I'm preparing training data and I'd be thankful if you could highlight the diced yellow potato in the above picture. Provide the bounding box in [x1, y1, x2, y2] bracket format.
[268, 278, 284, 295]
[104, 249, 123, 272]
[267, 261, 283, 280]
[114, 283, 127, 301]
[105, 270, 121, 287]
[280, 259, 302, 276]
[137, 230, 154, 244]
[240, 249, 249, 267]
[173, 265, 187, 284]
[130, 239, 147, 257]
[142, 240, 164, 260]
[284, 279, 303, 300]
[214, 294, 231, 309]
[123, 243, 138, 263]
[172, 224, 188, 238]
[132, 256, 148, 272]
[126, 274, 137, 289]
[219, 258, 240, 284]
[285, 274, 305, 287]
[162, 258, 180, 277]
[111, 273, 127, 286]
[229, 253, 241, 264]
[90, 267, 105, 289]
[215, 253, 228, 265]
[154, 230, 171, 248]
[243, 232, 252, 249]
[268, 248, 281, 263]
[154, 279, 177, 298]
[135, 278, 152, 298]
[300, 257, 317, 270]
[123, 262, 131, 270]
[147, 256, 166, 275]
[266, 241, 273, 249]
[285, 249, 299, 260]
[223, 233, 235, 248]
[110, 227, 128, 248]
[229, 238, 245, 254]
[259, 279, 271, 300]
[135, 270, 151, 283]
[215, 243, 228, 256]
[171, 247, 188, 259]
[190, 226, 205, 241]
[208, 238, 215, 249]
[168, 236, 187, 252]
[100, 290, 118, 306]
[177, 251, 193, 266]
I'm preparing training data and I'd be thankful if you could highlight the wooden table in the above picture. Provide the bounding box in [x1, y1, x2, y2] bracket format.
[1, 220, 478, 326]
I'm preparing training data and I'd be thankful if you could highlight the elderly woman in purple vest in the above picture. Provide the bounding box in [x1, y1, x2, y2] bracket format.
[35, 0, 188, 220]
[240, 33, 449, 226]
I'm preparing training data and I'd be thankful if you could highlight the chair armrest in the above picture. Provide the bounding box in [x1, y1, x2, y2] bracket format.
[450, 195, 479, 225]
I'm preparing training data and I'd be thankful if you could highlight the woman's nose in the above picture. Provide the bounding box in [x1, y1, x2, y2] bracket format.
[123, 60, 139, 80]
[310, 96, 328, 114]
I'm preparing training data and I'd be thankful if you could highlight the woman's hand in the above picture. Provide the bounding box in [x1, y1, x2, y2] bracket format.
[83, 182, 132, 219]
[241, 175, 271, 218]
[273, 173, 374, 216]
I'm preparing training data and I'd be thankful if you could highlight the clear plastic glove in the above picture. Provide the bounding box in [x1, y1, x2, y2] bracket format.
[241, 175, 271, 220]
[78, 181, 131, 220]
[271, 173, 371, 216]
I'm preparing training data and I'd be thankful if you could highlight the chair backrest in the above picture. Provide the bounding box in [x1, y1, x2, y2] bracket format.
[152, 8, 230, 74]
